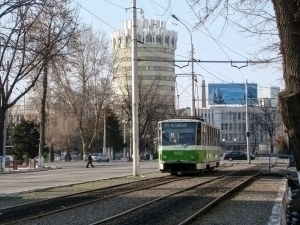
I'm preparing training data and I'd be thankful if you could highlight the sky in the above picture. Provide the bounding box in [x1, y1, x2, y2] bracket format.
[73, 0, 283, 109]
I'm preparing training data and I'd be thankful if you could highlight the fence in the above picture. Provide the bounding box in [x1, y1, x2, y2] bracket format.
[4, 159, 37, 171]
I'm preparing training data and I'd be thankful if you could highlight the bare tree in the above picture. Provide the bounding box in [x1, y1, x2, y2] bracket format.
[251, 106, 279, 154]
[51, 26, 112, 158]
[249, 121, 258, 154]
[29, 0, 79, 165]
[165, 0, 300, 176]
[0, 0, 77, 160]
[45, 103, 79, 156]
[114, 69, 174, 154]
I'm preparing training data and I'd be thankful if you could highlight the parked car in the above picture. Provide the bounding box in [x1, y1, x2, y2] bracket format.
[97, 153, 110, 162]
[91, 153, 99, 161]
[91, 153, 110, 162]
[222, 151, 233, 158]
[223, 151, 255, 161]
[5, 155, 14, 161]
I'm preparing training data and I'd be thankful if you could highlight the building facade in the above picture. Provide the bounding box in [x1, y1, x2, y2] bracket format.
[196, 106, 280, 153]
[258, 86, 280, 107]
[111, 18, 177, 101]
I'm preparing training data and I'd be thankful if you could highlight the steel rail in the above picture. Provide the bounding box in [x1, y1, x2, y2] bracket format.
[1, 175, 190, 225]
[178, 168, 269, 225]
[2, 165, 232, 225]
[88, 164, 262, 225]
[0, 174, 170, 213]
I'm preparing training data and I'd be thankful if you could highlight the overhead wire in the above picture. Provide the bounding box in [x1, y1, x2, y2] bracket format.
[103, 0, 126, 9]
[75, 0, 277, 106]
[148, 0, 246, 85]
[151, 0, 252, 60]
[72, 0, 189, 61]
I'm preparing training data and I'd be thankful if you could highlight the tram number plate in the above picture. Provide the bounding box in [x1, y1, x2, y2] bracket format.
[174, 151, 183, 156]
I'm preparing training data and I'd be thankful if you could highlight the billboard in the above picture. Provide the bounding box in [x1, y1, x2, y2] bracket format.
[208, 83, 257, 105]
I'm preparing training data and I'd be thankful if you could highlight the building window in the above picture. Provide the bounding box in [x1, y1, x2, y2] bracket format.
[146, 34, 152, 42]
[156, 35, 162, 43]
[165, 36, 169, 46]
[234, 123, 237, 130]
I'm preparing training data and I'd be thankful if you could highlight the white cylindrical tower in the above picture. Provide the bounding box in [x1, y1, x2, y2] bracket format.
[111, 18, 178, 100]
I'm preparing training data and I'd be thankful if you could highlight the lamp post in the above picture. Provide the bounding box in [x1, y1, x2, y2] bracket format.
[103, 106, 106, 155]
[245, 79, 251, 164]
[122, 119, 127, 159]
[171, 14, 195, 116]
[234, 138, 237, 151]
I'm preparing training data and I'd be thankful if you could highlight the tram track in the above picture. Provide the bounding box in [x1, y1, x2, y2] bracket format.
[0, 164, 232, 225]
[88, 164, 270, 225]
[1, 165, 233, 225]
[0, 175, 183, 225]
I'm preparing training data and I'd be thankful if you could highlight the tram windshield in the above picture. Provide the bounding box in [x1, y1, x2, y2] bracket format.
[161, 122, 196, 146]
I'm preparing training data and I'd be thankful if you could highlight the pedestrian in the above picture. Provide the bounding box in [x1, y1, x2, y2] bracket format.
[86, 154, 94, 168]
[255, 151, 258, 159]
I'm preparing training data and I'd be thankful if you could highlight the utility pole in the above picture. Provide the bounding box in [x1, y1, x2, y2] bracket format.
[245, 79, 251, 164]
[1, 61, 9, 171]
[171, 15, 195, 116]
[103, 108, 106, 156]
[131, 0, 139, 176]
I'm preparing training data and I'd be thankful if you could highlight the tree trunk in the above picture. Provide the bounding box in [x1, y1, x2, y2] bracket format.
[39, 65, 48, 167]
[272, 0, 300, 173]
[279, 91, 300, 171]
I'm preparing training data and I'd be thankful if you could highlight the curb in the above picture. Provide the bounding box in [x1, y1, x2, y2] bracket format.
[268, 178, 289, 225]
[0, 166, 62, 174]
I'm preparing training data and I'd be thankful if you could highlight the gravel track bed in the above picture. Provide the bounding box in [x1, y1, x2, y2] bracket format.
[190, 176, 285, 225]
[1, 174, 186, 224]
[19, 164, 256, 225]
[0, 172, 167, 209]
[100, 165, 266, 225]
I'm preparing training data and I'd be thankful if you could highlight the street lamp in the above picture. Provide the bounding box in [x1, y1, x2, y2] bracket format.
[234, 138, 237, 151]
[171, 14, 195, 116]
[103, 106, 106, 155]
[122, 119, 127, 159]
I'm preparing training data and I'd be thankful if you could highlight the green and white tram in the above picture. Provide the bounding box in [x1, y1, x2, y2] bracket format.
[157, 117, 220, 174]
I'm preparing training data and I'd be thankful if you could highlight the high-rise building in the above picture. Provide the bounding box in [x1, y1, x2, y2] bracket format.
[111, 18, 177, 101]
[258, 86, 280, 107]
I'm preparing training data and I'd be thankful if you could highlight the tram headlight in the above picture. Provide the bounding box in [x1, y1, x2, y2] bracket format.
[162, 155, 167, 160]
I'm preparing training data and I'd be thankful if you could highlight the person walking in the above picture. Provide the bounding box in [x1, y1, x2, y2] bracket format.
[86, 154, 94, 168]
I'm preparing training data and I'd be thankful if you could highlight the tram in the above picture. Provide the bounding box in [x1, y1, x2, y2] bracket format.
[157, 117, 220, 174]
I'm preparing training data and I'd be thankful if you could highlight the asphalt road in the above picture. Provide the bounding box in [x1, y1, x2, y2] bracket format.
[0, 157, 288, 196]
[0, 160, 159, 195]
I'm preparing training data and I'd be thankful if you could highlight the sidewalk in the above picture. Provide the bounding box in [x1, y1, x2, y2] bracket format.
[0, 165, 62, 174]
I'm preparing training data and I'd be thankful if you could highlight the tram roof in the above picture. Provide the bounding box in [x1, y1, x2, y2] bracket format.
[160, 116, 219, 129]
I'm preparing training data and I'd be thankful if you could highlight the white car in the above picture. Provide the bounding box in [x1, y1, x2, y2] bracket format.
[91, 153, 110, 162]
[91, 153, 99, 161]
[98, 153, 110, 162]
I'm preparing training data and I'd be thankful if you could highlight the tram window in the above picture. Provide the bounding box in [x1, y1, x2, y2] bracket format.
[207, 127, 211, 145]
[178, 133, 194, 145]
[212, 128, 214, 145]
[197, 124, 201, 145]
[202, 125, 206, 145]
